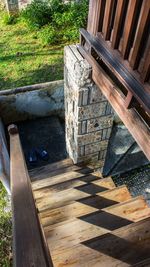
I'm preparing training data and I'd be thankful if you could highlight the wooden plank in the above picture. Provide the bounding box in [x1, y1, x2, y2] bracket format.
[122, 0, 141, 59]
[45, 197, 150, 257]
[52, 217, 150, 267]
[29, 158, 73, 181]
[39, 185, 131, 227]
[102, 0, 115, 40]
[36, 177, 116, 212]
[78, 44, 150, 161]
[8, 125, 53, 267]
[130, 0, 150, 69]
[33, 173, 105, 200]
[111, 0, 127, 48]
[32, 167, 93, 191]
[87, 0, 105, 35]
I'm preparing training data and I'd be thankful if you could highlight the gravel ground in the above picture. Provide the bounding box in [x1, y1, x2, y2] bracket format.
[113, 165, 150, 205]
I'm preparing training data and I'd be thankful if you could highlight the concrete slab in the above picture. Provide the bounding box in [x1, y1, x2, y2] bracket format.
[18, 116, 67, 170]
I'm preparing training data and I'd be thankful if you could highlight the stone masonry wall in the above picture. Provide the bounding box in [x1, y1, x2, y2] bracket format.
[64, 45, 114, 169]
[5, 0, 19, 14]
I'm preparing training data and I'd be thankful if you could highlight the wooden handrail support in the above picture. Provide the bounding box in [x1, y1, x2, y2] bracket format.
[8, 124, 53, 267]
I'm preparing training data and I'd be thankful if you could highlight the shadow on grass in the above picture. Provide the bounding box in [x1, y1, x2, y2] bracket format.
[0, 63, 64, 90]
[0, 50, 63, 61]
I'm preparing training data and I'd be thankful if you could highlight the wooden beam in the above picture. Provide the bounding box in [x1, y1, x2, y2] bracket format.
[77, 45, 150, 161]
[130, 0, 150, 69]
[87, 0, 105, 35]
[122, 0, 141, 59]
[8, 124, 53, 267]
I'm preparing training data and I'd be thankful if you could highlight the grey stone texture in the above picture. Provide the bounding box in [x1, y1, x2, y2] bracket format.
[5, 0, 31, 13]
[64, 45, 114, 169]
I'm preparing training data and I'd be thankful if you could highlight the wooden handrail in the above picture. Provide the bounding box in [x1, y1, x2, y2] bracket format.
[8, 124, 53, 267]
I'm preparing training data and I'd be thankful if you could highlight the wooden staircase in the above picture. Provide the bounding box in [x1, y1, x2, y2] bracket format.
[30, 158, 150, 267]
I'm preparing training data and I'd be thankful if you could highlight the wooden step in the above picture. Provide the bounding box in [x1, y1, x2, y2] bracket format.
[44, 197, 150, 256]
[33, 173, 107, 200]
[39, 185, 131, 227]
[32, 167, 95, 191]
[53, 217, 150, 267]
[29, 158, 73, 181]
[36, 177, 116, 212]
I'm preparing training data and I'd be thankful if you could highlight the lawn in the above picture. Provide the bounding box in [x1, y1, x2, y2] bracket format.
[0, 8, 65, 90]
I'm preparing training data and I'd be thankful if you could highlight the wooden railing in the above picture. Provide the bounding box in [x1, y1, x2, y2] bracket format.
[78, 0, 150, 160]
[87, 0, 150, 84]
[8, 124, 53, 267]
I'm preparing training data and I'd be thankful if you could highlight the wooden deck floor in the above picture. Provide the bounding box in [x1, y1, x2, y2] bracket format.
[30, 159, 150, 267]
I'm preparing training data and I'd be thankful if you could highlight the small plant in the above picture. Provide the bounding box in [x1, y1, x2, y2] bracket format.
[38, 24, 58, 45]
[21, 0, 52, 29]
[2, 13, 18, 25]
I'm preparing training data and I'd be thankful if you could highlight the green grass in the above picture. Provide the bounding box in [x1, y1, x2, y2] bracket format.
[0, 8, 67, 90]
[0, 182, 12, 267]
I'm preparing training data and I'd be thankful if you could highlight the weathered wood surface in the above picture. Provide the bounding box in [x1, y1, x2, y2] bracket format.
[39, 185, 131, 228]
[77, 42, 150, 161]
[52, 217, 150, 267]
[31, 158, 150, 267]
[87, 0, 105, 35]
[130, 0, 150, 69]
[32, 166, 93, 191]
[122, 0, 140, 59]
[44, 197, 150, 256]
[33, 173, 106, 200]
[102, 0, 115, 40]
[8, 125, 53, 267]
[111, 0, 127, 49]
[87, 0, 150, 84]
[35, 177, 116, 212]
[29, 158, 73, 181]
[80, 29, 150, 113]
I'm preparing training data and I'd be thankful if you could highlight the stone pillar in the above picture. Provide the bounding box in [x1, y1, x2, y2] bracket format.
[5, 0, 19, 14]
[64, 45, 114, 169]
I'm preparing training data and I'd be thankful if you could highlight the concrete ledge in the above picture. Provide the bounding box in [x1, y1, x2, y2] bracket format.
[0, 119, 10, 194]
[0, 80, 64, 124]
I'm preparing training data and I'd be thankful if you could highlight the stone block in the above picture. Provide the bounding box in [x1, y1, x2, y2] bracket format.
[89, 84, 106, 104]
[85, 140, 108, 155]
[87, 115, 113, 133]
[78, 101, 108, 121]
[77, 131, 102, 146]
